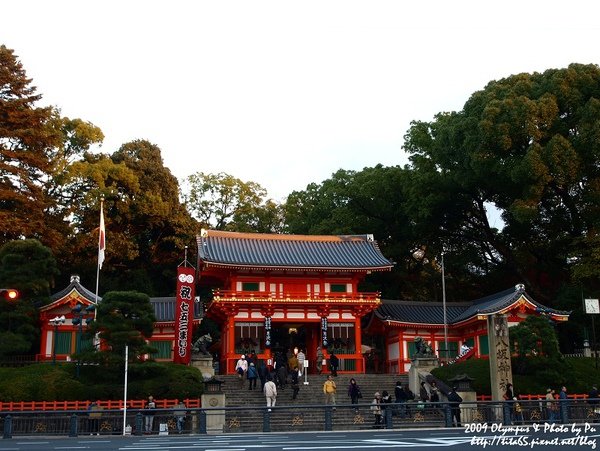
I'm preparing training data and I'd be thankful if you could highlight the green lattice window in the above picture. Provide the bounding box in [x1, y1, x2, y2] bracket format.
[55, 331, 72, 354]
[330, 284, 347, 293]
[437, 340, 458, 358]
[407, 341, 417, 359]
[242, 282, 260, 292]
[479, 334, 489, 355]
[78, 334, 94, 352]
[150, 341, 172, 359]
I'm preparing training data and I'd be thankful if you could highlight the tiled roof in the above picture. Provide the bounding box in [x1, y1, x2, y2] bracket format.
[376, 301, 471, 324]
[375, 285, 570, 325]
[50, 275, 101, 303]
[197, 230, 394, 271]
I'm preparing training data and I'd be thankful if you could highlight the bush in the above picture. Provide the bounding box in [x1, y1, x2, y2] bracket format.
[431, 356, 599, 396]
[0, 362, 204, 401]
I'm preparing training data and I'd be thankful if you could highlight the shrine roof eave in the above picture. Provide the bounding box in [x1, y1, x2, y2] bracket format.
[383, 320, 448, 329]
[201, 261, 393, 273]
[40, 288, 98, 313]
[207, 297, 382, 307]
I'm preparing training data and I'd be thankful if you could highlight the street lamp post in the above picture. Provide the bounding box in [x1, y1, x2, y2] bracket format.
[71, 304, 96, 378]
[49, 315, 66, 365]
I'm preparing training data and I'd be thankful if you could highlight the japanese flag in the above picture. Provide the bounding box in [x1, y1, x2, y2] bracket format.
[98, 202, 106, 269]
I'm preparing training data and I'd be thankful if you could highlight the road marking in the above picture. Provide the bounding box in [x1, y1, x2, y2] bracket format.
[54, 447, 89, 449]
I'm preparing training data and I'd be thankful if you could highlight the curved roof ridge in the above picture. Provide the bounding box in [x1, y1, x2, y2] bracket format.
[204, 229, 373, 242]
[197, 230, 394, 271]
[50, 275, 101, 303]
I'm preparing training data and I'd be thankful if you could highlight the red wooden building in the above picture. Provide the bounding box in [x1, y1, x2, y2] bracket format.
[364, 283, 570, 374]
[198, 230, 394, 375]
[38, 275, 202, 362]
[38, 233, 570, 376]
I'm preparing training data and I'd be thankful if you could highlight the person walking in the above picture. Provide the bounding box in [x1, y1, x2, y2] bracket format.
[144, 395, 156, 434]
[257, 361, 269, 391]
[546, 388, 557, 422]
[235, 355, 248, 389]
[381, 390, 393, 426]
[323, 374, 337, 410]
[329, 352, 339, 377]
[559, 386, 568, 420]
[513, 396, 524, 425]
[264, 376, 277, 411]
[447, 386, 463, 427]
[87, 400, 103, 435]
[370, 392, 383, 428]
[291, 366, 300, 400]
[174, 401, 186, 433]
[504, 383, 515, 424]
[316, 346, 325, 375]
[247, 362, 258, 390]
[395, 380, 407, 417]
[276, 359, 288, 390]
[348, 378, 362, 411]
[297, 349, 306, 376]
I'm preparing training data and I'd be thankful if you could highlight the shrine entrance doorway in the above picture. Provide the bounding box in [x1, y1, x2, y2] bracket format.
[270, 323, 320, 368]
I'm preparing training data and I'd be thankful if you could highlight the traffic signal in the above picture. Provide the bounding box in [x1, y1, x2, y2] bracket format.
[0, 288, 19, 300]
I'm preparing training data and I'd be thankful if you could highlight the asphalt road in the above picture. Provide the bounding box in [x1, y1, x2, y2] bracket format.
[2, 425, 599, 450]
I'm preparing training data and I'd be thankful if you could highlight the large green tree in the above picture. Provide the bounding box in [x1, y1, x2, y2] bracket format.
[283, 166, 448, 300]
[0, 239, 59, 357]
[59, 140, 196, 295]
[88, 291, 157, 364]
[182, 171, 283, 232]
[403, 63, 600, 303]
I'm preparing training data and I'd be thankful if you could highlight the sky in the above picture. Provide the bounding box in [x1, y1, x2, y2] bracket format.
[2, 1, 599, 206]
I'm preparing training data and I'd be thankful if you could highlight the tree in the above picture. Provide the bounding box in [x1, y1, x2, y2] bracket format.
[403, 63, 600, 303]
[0, 45, 104, 253]
[182, 172, 283, 233]
[59, 140, 197, 295]
[0, 239, 58, 357]
[88, 291, 157, 364]
[0, 239, 60, 301]
[0, 45, 60, 246]
[510, 315, 561, 359]
[283, 166, 448, 300]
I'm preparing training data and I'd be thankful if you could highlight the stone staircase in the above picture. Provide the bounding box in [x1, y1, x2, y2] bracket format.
[214, 373, 416, 432]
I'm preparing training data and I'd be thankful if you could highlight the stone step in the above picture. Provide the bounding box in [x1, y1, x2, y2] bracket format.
[215, 373, 409, 409]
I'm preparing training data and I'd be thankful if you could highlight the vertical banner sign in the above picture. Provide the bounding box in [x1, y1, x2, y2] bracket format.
[321, 317, 328, 348]
[174, 267, 195, 364]
[264, 316, 272, 348]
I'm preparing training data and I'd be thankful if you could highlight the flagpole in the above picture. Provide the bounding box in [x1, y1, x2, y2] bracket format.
[94, 197, 105, 321]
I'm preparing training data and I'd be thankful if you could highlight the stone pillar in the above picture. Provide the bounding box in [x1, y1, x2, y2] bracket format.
[191, 356, 215, 379]
[408, 357, 439, 395]
[487, 314, 513, 402]
[201, 379, 226, 434]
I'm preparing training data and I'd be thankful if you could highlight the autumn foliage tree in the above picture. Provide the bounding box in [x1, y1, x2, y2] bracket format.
[0, 45, 104, 254]
[0, 45, 60, 246]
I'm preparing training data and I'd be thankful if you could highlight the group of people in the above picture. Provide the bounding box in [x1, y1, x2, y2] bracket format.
[543, 385, 569, 423]
[236, 346, 341, 396]
[142, 396, 187, 434]
[318, 377, 449, 428]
